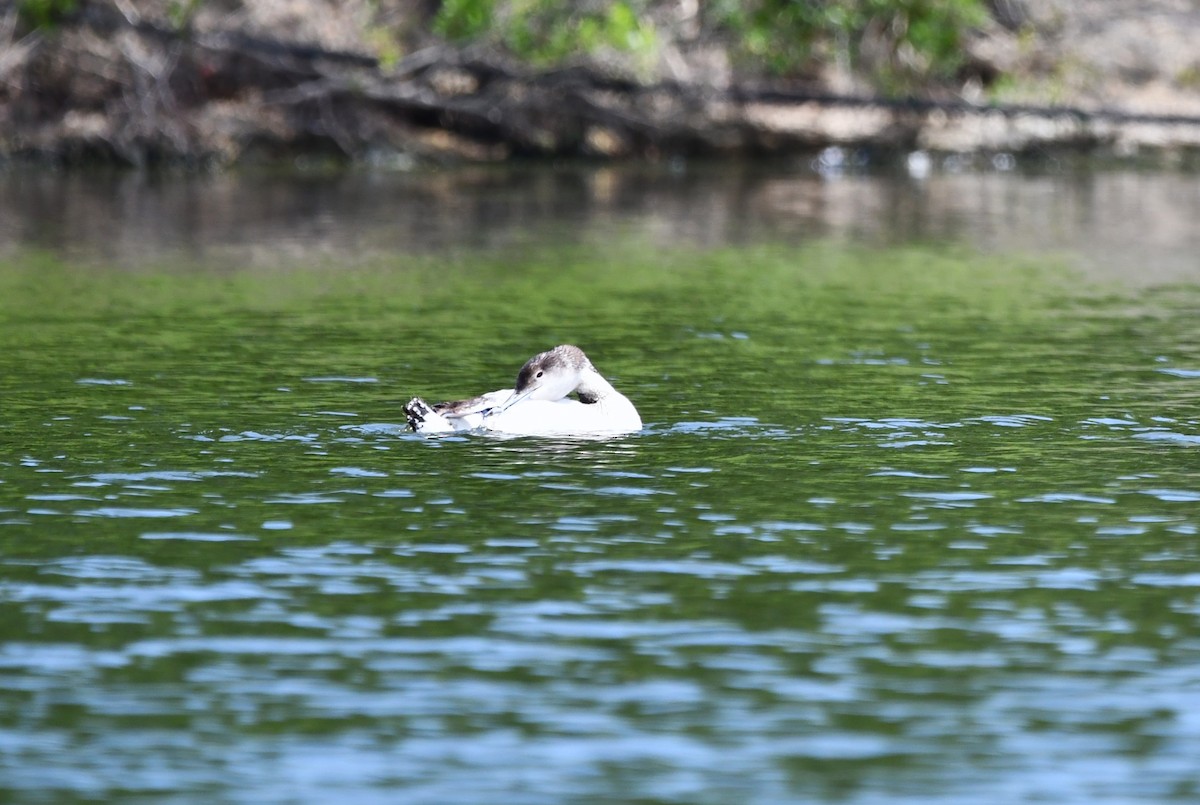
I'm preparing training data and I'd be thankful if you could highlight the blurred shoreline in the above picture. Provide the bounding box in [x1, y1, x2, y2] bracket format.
[2, 1, 1199, 167]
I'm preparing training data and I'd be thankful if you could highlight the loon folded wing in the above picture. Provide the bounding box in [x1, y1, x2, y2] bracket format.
[405, 389, 513, 433]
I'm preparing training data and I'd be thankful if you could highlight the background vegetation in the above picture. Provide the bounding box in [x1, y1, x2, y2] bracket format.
[432, 0, 989, 89]
[18, 0, 989, 90]
[10, 0, 1196, 165]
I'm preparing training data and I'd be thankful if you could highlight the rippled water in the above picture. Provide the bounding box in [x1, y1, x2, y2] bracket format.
[2, 163, 1200, 803]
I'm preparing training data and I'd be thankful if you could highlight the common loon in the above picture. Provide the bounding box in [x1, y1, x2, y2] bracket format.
[404, 345, 641, 437]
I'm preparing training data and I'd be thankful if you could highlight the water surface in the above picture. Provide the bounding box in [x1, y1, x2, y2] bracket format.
[2, 162, 1200, 803]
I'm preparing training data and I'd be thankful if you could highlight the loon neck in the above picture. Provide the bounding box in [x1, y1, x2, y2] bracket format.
[575, 366, 617, 404]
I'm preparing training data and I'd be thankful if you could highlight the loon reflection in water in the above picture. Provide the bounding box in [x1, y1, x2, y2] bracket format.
[404, 345, 642, 437]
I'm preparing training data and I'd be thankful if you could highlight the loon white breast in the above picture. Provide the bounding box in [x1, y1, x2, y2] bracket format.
[404, 344, 642, 437]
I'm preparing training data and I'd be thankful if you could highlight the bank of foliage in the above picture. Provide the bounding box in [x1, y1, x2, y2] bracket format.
[17, 0, 987, 90]
[17, 0, 78, 28]
[434, 0, 988, 88]
[434, 0, 658, 67]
